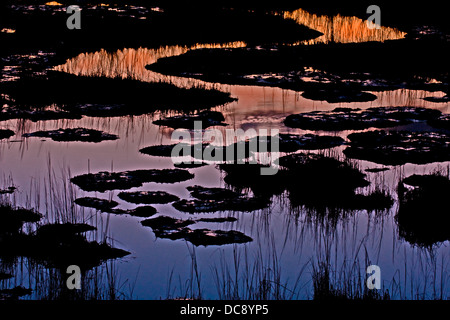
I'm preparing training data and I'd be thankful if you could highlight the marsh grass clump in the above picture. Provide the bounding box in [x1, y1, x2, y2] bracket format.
[219, 163, 287, 198]
[218, 153, 393, 218]
[278, 153, 367, 206]
[28, 223, 130, 270]
[0, 171, 132, 300]
[312, 262, 390, 301]
[396, 171, 450, 246]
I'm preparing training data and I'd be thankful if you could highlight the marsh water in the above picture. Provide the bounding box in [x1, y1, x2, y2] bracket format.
[1, 5, 449, 300]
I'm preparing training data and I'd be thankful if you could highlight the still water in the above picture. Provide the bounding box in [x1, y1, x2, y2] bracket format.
[0, 9, 449, 300]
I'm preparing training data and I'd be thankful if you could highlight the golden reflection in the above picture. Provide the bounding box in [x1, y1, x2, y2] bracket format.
[45, 1, 63, 6]
[283, 8, 406, 44]
[54, 42, 246, 88]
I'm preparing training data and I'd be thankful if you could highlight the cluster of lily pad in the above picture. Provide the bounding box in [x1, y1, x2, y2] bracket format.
[140, 215, 251, 247]
[284, 106, 442, 131]
[344, 130, 450, 165]
[283, 106, 450, 166]
[70, 163, 258, 246]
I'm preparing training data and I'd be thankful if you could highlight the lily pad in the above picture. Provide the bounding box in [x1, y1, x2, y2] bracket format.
[173, 197, 270, 213]
[301, 88, 377, 103]
[247, 134, 345, 152]
[118, 191, 179, 204]
[125, 206, 158, 218]
[186, 185, 241, 200]
[23, 128, 118, 142]
[140, 216, 251, 246]
[178, 229, 252, 246]
[71, 169, 194, 192]
[173, 162, 208, 169]
[139, 143, 208, 158]
[141, 216, 196, 233]
[74, 197, 119, 211]
[153, 111, 227, 129]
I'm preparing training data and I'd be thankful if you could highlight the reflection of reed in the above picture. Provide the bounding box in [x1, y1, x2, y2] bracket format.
[54, 42, 246, 89]
[0, 257, 131, 300]
[284, 8, 406, 45]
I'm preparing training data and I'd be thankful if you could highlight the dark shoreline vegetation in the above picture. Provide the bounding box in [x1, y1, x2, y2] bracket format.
[0, 199, 131, 299]
[146, 41, 449, 93]
[0, 1, 322, 56]
[0, 72, 236, 121]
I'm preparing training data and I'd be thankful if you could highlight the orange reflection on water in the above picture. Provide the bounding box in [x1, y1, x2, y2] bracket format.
[54, 42, 246, 88]
[284, 8, 406, 44]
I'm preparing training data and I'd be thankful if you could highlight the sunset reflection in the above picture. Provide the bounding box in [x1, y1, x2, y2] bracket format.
[54, 42, 246, 88]
[284, 8, 406, 44]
